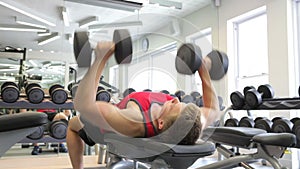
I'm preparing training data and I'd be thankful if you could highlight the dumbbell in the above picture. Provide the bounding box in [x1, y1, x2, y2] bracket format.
[48, 119, 68, 139]
[73, 29, 132, 67]
[1, 81, 20, 103]
[254, 117, 272, 132]
[175, 43, 229, 80]
[123, 88, 136, 98]
[245, 84, 274, 108]
[96, 89, 111, 102]
[230, 86, 256, 109]
[174, 90, 185, 101]
[224, 118, 239, 127]
[25, 83, 44, 104]
[292, 118, 300, 146]
[160, 90, 170, 94]
[238, 116, 254, 128]
[181, 95, 194, 103]
[49, 84, 68, 104]
[190, 91, 201, 102]
[143, 89, 152, 92]
[27, 125, 45, 140]
[271, 117, 293, 133]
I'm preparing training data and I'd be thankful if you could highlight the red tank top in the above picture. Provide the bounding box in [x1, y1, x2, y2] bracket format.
[116, 92, 173, 137]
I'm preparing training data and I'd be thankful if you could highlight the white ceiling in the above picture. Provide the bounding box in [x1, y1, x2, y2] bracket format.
[0, 0, 211, 83]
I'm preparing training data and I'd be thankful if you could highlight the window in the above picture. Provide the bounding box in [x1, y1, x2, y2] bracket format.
[127, 43, 178, 93]
[294, 0, 300, 87]
[233, 8, 268, 91]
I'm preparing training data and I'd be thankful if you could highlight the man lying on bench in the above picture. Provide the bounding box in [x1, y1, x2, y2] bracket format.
[66, 42, 221, 169]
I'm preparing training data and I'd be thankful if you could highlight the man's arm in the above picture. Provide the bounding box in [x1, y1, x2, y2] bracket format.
[198, 60, 220, 128]
[73, 42, 116, 131]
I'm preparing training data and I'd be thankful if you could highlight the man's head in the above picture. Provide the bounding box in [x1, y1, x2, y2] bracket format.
[157, 100, 202, 145]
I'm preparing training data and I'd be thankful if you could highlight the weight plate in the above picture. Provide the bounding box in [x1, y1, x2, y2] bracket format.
[230, 91, 245, 109]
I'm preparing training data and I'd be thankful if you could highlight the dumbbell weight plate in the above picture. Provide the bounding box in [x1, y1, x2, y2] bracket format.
[195, 96, 203, 107]
[190, 91, 201, 101]
[113, 29, 132, 64]
[257, 84, 275, 99]
[73, 31, 93, 67]
[224, 118, 239, 127]
[238, 117, 254, 127]
[1, 81, 18, 90]
[254, 118, 272, 132]
[207, 50, 229, 80]
[230, 91, 245, 109]
[25, 83, 41, 94]
[244, 89, 262, 108]
[49, 120, 68, 139]
[176, 43, 202, 75]
[1, 84, 19, 103]
[181, 95, 194, 103]
[49, 84, 64, 96]
[49, 84, 68, 104]
[243, 86, 255, 96]
[174, 90, 185, 101]
[123, 88, 136, 98]
[70, 84, 78, 98]
[96, 90, 111, 102]
[26, 83, 44, 104]
[27, 126, 44, 140]
[271, 118, 293, 133]
[292, 120, 300, 144]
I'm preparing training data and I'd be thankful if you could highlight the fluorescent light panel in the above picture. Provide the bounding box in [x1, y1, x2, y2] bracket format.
[0, 0, 56, 26]
[15, 17, 47, 29]
[89, 21, 142, 30]
[65, 0, 142, 12]
[61, 7, 70, 27]
[79, 16, 99, 28]
[38, 29, 51, 36]
[149, 0, 182, 9]
[0, 24, 47, 32]
[38, 32, 60, 45]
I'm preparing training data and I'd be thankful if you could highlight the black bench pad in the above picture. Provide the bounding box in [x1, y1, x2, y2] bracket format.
[203, 127, 267, 148]
[104, 133, 215, 159]
[253, 133, 296, 147]
[0, 112, 48, 132]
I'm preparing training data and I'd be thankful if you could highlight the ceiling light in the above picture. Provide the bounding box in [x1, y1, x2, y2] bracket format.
[0, 0, 56, 26]
[89, 21, 143, 30]
[149, 0, 182, 9]
[65, 0, 143, 12]
[15, 17, 47, 29]
[61, 7, 70, 27]
[38, 32, 60, 45]
[79, 16, 99, 28]
[0, 24, 47, 32]
[38, 30, 51, 36]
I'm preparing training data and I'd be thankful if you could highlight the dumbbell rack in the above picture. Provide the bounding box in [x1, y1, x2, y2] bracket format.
[0, 99, 73, 109]
[221, 99, 300, 168]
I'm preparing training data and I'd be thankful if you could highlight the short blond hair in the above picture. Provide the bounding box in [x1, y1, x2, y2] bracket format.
[158, 103, 202, 145]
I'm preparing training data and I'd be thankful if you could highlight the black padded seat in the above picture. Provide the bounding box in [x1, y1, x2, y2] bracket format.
[203, 127, 267, 148]
[0, 112, 48, 132]
[253, 133, 296, 147]
[104, 133, 215, 169]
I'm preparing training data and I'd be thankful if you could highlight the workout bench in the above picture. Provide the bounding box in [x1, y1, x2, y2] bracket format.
[0, 112, 48, 157]
[81, 117, 296, 169]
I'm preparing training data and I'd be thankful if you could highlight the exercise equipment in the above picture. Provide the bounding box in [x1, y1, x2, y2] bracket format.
[143, 89, 152, 92]
[254, 117, 272, 132]
[122, 88, 135, 98]
[245, 84, 275, 108]
[292, 119, 300, 146]
[175, 43, 228, 80]
[48, 119, 68, 139]
[271, 118, 293, 133]
[49, 84, 68, 104]
[174, 90, 185, 101]
[96, 90, 111, 102]
[73, 29, 132, 67]
[25, 83, 44, 104]
[26, 125, 45, 140]
[238, 116, 254, 128]
[181, 94, 194, 103]
[160, 90, 170, 94]
[224, 118, 239, 127]
[190, 91, 201, 101]
[1, 81, 19, 103]
[230, 86, 256, 109]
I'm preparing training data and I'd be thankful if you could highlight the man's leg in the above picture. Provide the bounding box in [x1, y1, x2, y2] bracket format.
[66, 116, 85, 169]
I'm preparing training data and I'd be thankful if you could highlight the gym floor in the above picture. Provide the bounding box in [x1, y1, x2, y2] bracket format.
[1, 144, 275, 169]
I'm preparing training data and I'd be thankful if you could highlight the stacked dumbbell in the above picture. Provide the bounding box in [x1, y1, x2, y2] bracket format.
[49, 84, 68, 104]
[69, 83, 111, 102]
[0, 81, 20, 103]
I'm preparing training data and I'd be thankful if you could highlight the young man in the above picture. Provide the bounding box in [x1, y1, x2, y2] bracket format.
[66, 41, 220, 169]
